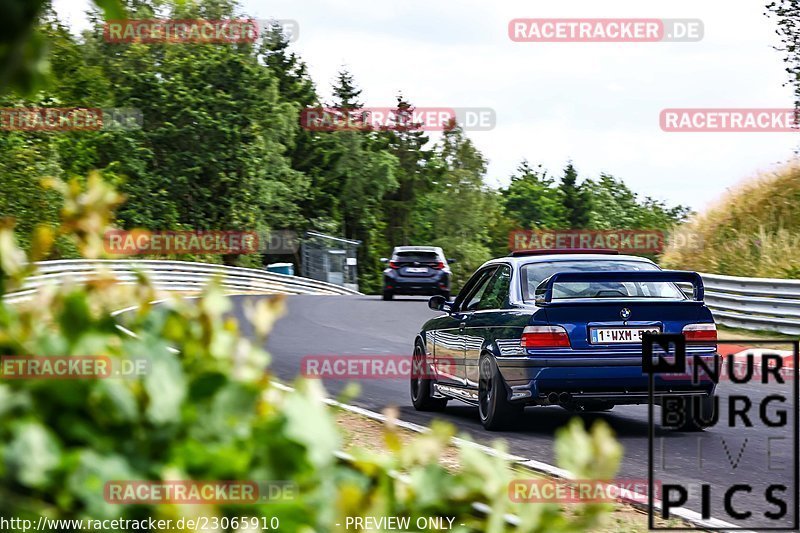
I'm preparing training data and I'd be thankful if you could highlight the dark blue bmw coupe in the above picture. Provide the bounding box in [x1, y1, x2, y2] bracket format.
[410, 249, 719, 431]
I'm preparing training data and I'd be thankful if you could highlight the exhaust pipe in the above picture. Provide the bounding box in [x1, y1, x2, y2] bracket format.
[558, 392, 572, 405]
[547, 392, 559, 405]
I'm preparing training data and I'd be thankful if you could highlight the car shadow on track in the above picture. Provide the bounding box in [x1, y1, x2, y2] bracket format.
[397, 403, 677, 438]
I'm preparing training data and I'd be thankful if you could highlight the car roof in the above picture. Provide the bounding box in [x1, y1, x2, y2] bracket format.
[393, 246, 442, 252]
[482, 253, 656, 269]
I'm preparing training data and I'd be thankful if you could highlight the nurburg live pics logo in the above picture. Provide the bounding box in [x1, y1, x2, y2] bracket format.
[643, 335, 799, 530]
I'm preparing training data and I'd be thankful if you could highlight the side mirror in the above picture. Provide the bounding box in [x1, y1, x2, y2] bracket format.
[447, 258, 457, 264]
[428, 295, 453, 313]
[380, 258, 389, 263]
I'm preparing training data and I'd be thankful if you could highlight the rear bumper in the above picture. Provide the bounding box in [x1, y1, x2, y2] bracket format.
[496, 353, 719, 405]
[384, 271, 449, 294]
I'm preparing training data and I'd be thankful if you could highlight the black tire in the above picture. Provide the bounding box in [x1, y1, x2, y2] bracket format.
[478, 354, 523, 431]
[382, 290, 393, 301]
[440, 290, 450, 299]
[410, 344, 448, 411]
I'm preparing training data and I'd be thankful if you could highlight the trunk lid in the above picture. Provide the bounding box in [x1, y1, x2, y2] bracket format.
[542, 299, 707, 351]
[534, 270, 710, 353]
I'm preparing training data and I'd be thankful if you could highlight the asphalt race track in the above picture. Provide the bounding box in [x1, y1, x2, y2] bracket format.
[237, 294, 797, 529]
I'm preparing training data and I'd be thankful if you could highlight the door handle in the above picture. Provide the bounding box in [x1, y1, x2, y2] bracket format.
[459, 322, 466, 330]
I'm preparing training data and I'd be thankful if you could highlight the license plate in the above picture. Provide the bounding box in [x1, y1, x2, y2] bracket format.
[406, 267, 427, 273]
[590, 327, 661, 344]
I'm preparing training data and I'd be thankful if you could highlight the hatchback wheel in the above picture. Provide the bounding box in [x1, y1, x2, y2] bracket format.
[382, 290, 393, 301]
[410, 345, 447, 411]
[478, 355, 523, 430]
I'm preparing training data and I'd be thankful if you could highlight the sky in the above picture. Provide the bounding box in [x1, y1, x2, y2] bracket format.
[53, 0, 799, 211]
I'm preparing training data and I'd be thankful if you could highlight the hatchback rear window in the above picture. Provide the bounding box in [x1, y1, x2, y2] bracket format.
[521, 260, 686, 301]
[394, 251, 439, 263]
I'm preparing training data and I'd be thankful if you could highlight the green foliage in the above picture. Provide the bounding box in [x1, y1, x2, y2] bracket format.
[558, 163, 592, 230]
[501, 162, 567, 230]
[322, 70, 400, 293]
[96, 1, 308, 236]
[380, 95, 436, 246]
[499, 162, 690, 261]
[0, 174, 623, 532]
[583, 174, 690, 230]
[0, 0, 123, 96]
[412, 124, 496, 288]
[0, 133, 63, 254]
[0, 0, 690, 292]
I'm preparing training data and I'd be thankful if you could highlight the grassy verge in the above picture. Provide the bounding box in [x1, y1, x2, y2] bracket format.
[334, 408, 689, 532]
[660, 161, 800, 279]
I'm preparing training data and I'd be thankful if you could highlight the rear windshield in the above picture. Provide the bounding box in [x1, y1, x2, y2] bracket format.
[520, 260, 686, 301]
[393, 251, 439, 263]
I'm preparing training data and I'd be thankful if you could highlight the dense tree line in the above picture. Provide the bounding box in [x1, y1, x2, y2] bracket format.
[0, 0, 689, 292]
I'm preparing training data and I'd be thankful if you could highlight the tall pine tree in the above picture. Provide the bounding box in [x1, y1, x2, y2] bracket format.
[379, 94, 436, 246]
[328, 69, 398, 291]
[559, 162, 592, 229]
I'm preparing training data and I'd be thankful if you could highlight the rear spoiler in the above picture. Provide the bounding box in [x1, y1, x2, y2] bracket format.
[534, 270, 704, 305]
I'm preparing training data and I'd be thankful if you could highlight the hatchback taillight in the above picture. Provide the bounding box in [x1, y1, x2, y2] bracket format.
[682, 323, 717, 342]
[433, 261, 445, 269]
[521, 325, 571, 348]
[389, 260, 399, 269]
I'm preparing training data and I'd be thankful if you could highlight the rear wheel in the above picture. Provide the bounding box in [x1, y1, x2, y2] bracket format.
[382, 290, 393, 301]
[410, 344, 448, 411]
[478, 354, 523, 431]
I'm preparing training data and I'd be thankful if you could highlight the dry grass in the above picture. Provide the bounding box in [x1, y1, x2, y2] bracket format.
[661, 161, 800, 278]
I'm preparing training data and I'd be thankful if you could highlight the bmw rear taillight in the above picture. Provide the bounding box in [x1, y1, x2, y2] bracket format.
[521, 326, 571, 348]
[682, 323, 717, 342]
[389, 260, 399, 269]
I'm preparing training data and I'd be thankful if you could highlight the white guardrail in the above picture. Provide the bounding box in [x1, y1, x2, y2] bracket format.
[2, 259, 360, 303]
[679, 272, 800, 336]
[3, 260, 799, 335]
